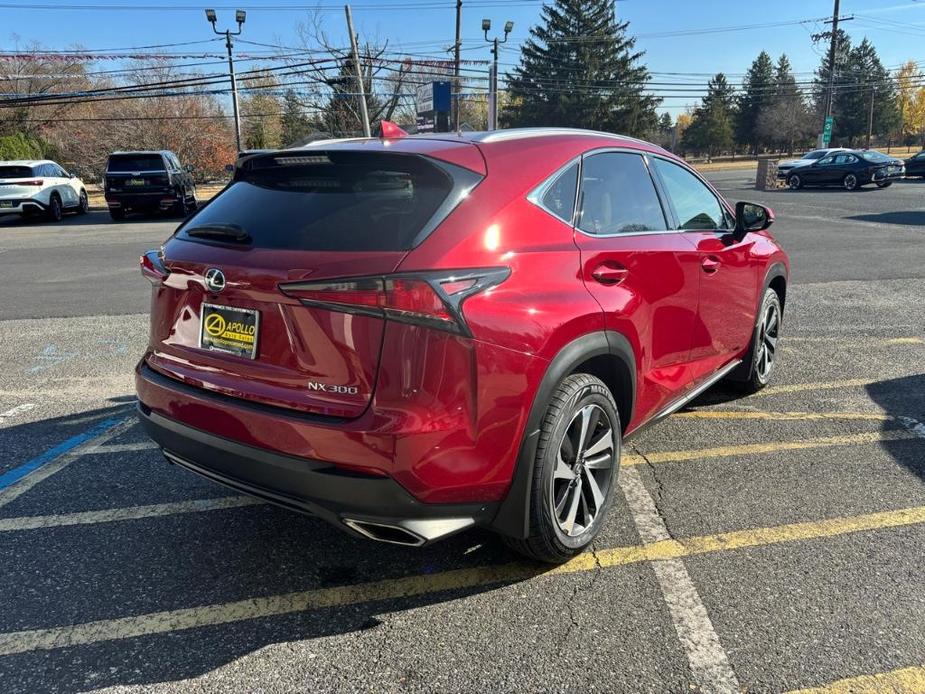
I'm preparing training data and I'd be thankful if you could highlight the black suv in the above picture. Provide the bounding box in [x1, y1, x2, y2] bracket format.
[104, 151, 197, 220]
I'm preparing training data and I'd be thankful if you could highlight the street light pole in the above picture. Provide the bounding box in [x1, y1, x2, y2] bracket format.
[206, 8, 246, 153]
[482, 18, 513, 131]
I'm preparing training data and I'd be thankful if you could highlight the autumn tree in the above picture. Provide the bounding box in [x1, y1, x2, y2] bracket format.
[896, 60, 925, 145]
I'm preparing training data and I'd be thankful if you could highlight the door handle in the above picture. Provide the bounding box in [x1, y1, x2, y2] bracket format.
[591, 262, 629, 285]
[701, 256, 721, 274]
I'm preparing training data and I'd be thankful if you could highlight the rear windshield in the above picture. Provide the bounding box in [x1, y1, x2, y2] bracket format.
[0, 166, 34, 178]
[107, 154, 165, 172]
[179, 151, 469, 252]
[859, 151, 892, 163]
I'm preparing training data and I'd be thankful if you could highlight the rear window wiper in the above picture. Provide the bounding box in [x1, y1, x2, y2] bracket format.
[185, 223, 251, 243]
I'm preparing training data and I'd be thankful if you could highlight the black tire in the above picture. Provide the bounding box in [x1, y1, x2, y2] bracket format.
[109, 208, 125, 221]
[503, 373, 620, 564]
[731, 288, 783, 394]
[77, 190, 89, 215]
[843, 173, 859, 191]
[47, 194, 63, 222]
[175, 192, 190, 217]
[787, 174, 802, 190]
[876, 181, 892, 188]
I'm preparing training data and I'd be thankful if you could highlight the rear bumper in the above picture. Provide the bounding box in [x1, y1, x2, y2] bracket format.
[106, 191, 177, 210]
[136, 399, 497, 545]
[0, 198, 47, 214]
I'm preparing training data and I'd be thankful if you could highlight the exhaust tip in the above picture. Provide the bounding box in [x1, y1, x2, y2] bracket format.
[343, 519, 426, 546]
[343, 517, 475, 546]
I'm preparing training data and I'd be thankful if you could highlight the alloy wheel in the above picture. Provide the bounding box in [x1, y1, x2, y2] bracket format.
[843, 174, 857, 191]
[788, 175, 800, 190]
[755, 300, 781, 383]
[550, 404, 615, 538]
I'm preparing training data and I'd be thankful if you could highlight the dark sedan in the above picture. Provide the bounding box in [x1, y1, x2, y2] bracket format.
[786, 150, 905, 191]
[905, 150, 925, 178]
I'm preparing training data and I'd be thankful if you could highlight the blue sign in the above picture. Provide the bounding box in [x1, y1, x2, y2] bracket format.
[433, 81, 451, 113]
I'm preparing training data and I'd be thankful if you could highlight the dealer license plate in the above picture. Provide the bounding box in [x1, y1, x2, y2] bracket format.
[199, 303, 259, 359]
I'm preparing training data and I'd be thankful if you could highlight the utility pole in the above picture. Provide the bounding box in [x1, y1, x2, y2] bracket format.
[482, 18, 513, 131]
[206, 8, 246, 153]
[345, 4, 371, 138]
[818, 0, 853, 147]
[866, 84, 876, 149]
[453, 0, 462, 131]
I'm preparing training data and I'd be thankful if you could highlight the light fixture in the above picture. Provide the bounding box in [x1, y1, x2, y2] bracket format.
[504, 20, 514, 34]
[481, 18, 491, 31]
[235, 9, 246, 24]
[205, 8, 217, 23]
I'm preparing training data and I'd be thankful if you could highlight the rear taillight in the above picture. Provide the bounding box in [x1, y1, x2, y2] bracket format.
[279, 268, 509, 336]
[140, 249, 169, 285]
[21, 179, 43, 186]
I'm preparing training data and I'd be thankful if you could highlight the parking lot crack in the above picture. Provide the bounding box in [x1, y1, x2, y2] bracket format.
[630, 445, 678, 541]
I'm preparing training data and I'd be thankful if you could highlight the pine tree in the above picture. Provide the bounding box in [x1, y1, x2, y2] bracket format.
[504, 0, 659, 136]
[838, 38, 898, 145]
[735, 51, 775, 154]
[683, 73, 735, 156]
[280, 89, 313, 146]
[757, 54, 812, 153]
[812, 29, 852, 140]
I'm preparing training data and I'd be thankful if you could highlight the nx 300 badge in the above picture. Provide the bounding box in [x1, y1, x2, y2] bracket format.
[308, 382, 359, 395]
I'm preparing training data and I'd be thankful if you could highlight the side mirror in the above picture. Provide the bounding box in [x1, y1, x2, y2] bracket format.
[734, 201, 774, 239]
[185, 164, 194, 173]
[224, 164, 235, 173]
[68, 172, 75, 179]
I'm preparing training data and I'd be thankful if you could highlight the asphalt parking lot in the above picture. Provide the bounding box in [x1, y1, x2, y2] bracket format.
[0, 174, 924, 693]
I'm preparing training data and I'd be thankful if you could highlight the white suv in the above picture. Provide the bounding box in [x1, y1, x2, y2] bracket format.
[0, 160, 89, 221]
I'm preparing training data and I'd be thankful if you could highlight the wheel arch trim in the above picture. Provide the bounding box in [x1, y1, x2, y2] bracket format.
[489, 330, 636, 539]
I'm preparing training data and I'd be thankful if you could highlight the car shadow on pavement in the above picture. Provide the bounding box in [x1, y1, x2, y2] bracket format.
[0, 404, 550, 693]
[847, 211, 925, 227]
[865, 374, 925, 482]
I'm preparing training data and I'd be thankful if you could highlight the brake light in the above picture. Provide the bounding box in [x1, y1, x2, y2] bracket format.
[21, 179, 43, 186]
[279, 269, 509, 336]
[140, 249, 169, 285]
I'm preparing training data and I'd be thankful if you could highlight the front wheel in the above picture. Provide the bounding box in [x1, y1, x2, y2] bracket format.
[876, 181, 892, 188]
[843, 173, 859, 191]
[504, 373, 620, 564]
[733, 288, 783, 394]
[787, 174, 802, 190]
[77, 190, 89, 214]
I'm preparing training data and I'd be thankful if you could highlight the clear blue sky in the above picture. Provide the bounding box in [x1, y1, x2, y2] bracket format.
[3, 0, 924, 116]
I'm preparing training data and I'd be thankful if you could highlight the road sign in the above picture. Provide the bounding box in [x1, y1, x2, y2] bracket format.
[822, 116, 834, 145]
[416, 81, 451, 116]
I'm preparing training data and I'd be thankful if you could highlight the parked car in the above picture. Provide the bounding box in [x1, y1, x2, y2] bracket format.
[786, 149, 905, 191]
[104, 150, 197, 220]
[136, 127, 789, 563]
[904, 150, 925, 178]
[0, 160, 88, 221]
[776, 148, 847, 179]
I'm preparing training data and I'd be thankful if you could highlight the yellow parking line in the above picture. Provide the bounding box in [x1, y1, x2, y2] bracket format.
[674, 411, 892, 422]
[621, 430, 918, 466]
[755, 379, 876, 396]
[787, 663, 925, 693]
[2, 504, 925, 656]
[0, 496, 262, 533]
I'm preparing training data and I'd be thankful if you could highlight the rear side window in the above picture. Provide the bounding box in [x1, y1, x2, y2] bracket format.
[651, 158, 728, 231]
[538, 162, 578, 223]
[0, 166, 33, 178]
[107, 154, 166, 172]
[180, 151, 476, 252]
[578, 152, 667, 235]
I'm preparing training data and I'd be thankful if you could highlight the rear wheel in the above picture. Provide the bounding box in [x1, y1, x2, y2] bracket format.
[504, 373, 620, 564]
[787, 174, 802, 190]
[843, 173, 859, 191]
[876, 180, 892, 188]
[77, 190, 89, 215]
[733, 288, 782, 394]
[46, 194, 63, 222]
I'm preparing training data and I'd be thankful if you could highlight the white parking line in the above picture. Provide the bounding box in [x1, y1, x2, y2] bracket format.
[78, 441, 158, 454]
[618, 466, 740, 693]
[0, 496, 262, 533]
[0, 403, 36, 424]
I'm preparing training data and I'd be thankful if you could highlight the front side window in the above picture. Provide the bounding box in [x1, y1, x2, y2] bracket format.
[834, 154, 855, 165]
[804, 150, 825, 160]
[651, 158, 728, 231]
[817, 156, 836, 166]
[577, 152, 667, 235]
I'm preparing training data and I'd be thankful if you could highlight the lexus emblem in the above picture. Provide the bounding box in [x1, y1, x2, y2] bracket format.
[204, 268, 226, 293]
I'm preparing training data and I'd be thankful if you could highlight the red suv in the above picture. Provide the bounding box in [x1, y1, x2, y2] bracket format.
[137, 128, 788, 563]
